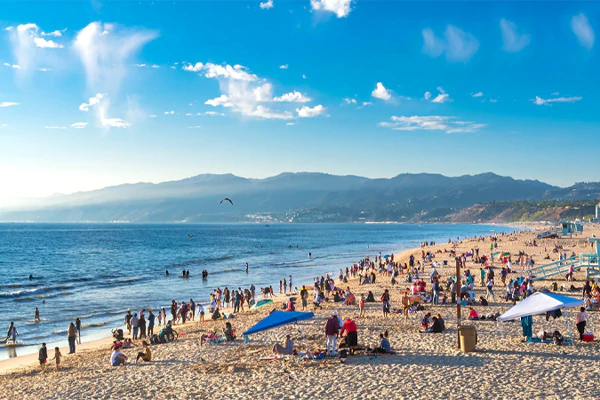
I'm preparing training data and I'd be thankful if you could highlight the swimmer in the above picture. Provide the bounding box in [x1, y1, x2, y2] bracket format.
[165, 270, 169, 276]
[29, 274, 33, 280]
[34, 307, 40, 322]
[245, 263, 249, 273]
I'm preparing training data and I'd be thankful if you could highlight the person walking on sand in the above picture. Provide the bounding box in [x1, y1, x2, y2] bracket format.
[67, 322, 77, 354]
[359, 294, 366, 318]
[38, 343, 48, 371]
[325, 312, 340, 356]
[147, 310, 155, 336]
[50, 347, 62, 371]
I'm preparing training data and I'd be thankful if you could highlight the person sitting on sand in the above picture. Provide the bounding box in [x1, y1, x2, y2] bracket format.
[224, 322, 236, 341]
[423, 316, 443, 333]
[436, 314, 446, 332]
[479, 297, 489, 306]
[344, 291, 356, 306]
[285, 298, 296, 312]
[211, 308, 221, 321]
[314, 292, 323, 309]
[111, 345, 128, 366]
[135, 341, 152, 364]
[468, 307, 479, 320]
[421, 312, 431, 329]
[371, 333, 391, 354]
[122, 338, 133, 349]
[272, 334, 295, 355]
[365, 291, 375, 302]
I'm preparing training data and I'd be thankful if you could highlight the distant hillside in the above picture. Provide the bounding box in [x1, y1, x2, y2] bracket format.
[446, 200, 598, 223]
[0, 172, 597, 223]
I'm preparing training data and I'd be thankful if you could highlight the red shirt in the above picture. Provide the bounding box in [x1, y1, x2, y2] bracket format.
[341, 320, 357, 335]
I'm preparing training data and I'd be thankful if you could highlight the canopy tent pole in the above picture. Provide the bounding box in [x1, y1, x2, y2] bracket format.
[564, 308, 574, 345]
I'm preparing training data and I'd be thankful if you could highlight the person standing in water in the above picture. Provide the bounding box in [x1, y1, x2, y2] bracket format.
[34, 307, 40, 322]
[245, 263, 249, 273]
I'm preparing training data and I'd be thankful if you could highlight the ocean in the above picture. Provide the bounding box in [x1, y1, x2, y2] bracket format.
[0, 223, 516, 360]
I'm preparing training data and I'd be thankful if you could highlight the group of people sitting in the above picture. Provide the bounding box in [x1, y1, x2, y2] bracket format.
[420, 312, 446, 333]
[110, 340, 152, 366]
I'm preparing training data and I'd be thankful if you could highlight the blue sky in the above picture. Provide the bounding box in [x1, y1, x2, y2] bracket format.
[0, 0, 598, 206]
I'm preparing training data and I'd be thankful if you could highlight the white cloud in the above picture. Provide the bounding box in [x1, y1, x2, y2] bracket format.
[379, 115, 485, 134]
[361, 101, 372, 106]
[37, 67, 50, 72]
[149, 114, 157, 118]
[204, 63, 258, 81]
[571, 13, 595, 49]
[8, 23, 64, 72]
[41, 29, 65, 37]
[73, 22, 157, 128]
[273, 91, 311, 102]
[260, 0, 274, 9]
[201, 111, 225, 116]
[73, 22, 158, 93]
[33, 37, 64, 49]
[286, 122, 296, 126]
[251, 105, 294, 120]
[79, 93, 104, 112]
[44, 126, 66, 129]
[3, 63, 22, 69]
[253, 83, 274, 102]
[151, 64, 160, 69]
[296, 104, 326, 118]
[182, 62, 203, 72]
[205, 95, 233, 107]
[422, 25, 479, 62]
[164, 110, 175, 115]
[185, 113, 193, 117]
[372, 82, 391, 100]
[310, 0, 352, 18]
[0, 102, 19, 108]
[302, 74, 307, 79]
[430, 87, 450, 103]
[533, 96, 582, 106]
[279, 64, 289, 69]
[134, 63, 147, 67]
[489, 99, 498, 103]
[70, 122, 88, 129]
[424, 91, 431, 100]
[343, 98, 357, 104]
[472, 92, 483, 98]
[500, 18, 530, 52]
[100, 117, 130, 128]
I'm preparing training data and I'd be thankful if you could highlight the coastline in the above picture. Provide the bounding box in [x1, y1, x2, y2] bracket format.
[3, 223, 599, 398]
[0, 223, 527, 374]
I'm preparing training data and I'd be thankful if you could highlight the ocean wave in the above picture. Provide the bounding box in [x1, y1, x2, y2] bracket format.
[106, 308, 132, 315]
[271, 259, 310, 267]
[0, 287, 48, 299]
[210, 268, 241, 275]
[14, 291, 73, 302]
[0, 282, 41, 290]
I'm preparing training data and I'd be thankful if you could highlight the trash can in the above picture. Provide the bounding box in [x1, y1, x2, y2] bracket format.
[459, 325, 477, 353]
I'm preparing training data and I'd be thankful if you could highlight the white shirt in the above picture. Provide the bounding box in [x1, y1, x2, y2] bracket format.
[111, 351, 124, 366]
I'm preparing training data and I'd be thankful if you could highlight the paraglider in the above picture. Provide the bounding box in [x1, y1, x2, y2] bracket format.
[220, 198, 233, 205]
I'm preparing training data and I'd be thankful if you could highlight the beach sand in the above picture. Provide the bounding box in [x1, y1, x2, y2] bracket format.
[2, 223, 600, 399]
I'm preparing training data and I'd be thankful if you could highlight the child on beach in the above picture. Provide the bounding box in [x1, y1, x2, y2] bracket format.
[50, 347, 62, 371]
[359, 294, 366, 318]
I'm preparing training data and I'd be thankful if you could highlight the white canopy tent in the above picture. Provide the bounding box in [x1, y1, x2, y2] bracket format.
[497, 292, 583, 322]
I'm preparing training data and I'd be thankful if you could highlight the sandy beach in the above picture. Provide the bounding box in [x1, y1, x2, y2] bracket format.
[2, 223, 600, 399]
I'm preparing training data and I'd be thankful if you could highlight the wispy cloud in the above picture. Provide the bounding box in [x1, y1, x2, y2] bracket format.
[371, 82, 391, 100]
[500, 18, 530, 52]
[73, 22, 157, 128]
[0, 102, 19, 108]
[379, 115, 485, 134]
[279, 64, 289, 69]
[70, 122, 88, 129]
[3, 62, 22, 69]
[296, 105, 326, 118]
[44, 126, 66, 129]
[8, 23, 64, 72]
[472, 92, 483, 98]
[41, 29, 66, 37]
[343, 98, 357, 105]
[571, 13, 595, 49]
[260, 0, 274, 9]
[422, 25, 479, 62]
[533, 96, 582, 106]
[310, 0, 352, 18]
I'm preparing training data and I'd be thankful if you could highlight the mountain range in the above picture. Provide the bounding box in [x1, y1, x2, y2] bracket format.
[1, 172, 598, 223]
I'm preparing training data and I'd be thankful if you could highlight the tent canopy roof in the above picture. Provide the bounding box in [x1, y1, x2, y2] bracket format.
[497, 292, 583, 322]
[243, 311, 314, 336]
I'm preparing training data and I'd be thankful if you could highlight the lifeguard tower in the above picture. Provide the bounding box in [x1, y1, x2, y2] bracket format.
[536, 221, 584, 239]
[526, 238, 599, 281]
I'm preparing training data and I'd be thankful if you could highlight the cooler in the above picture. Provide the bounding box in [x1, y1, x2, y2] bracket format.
[582, 333, 594, 342]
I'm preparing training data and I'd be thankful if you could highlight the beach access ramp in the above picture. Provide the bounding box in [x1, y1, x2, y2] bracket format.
[526, 256, 579, 281]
